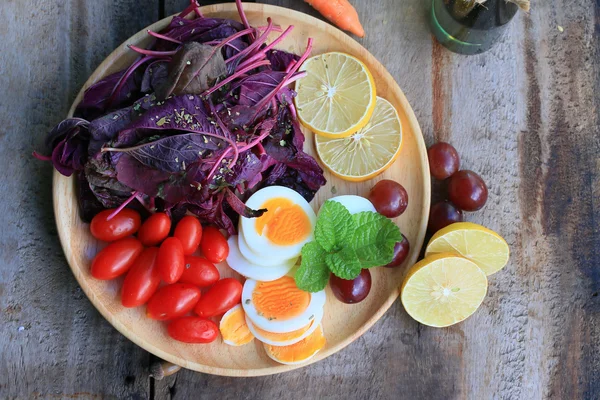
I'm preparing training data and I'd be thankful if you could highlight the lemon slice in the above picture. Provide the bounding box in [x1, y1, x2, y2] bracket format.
[295, 52, 376, 138]
[425, 222, 510, 275]
[314, 97, 402, 182]
[401, 253, 488, 328]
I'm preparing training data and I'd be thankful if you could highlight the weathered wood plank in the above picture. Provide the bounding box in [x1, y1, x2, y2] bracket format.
[0, 0, 598, 399]
[163, 0, 255, 18]
[0, 1, 158, 398]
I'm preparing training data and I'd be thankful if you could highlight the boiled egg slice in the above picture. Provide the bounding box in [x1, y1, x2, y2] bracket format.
[263, 325, 326, 365]
[322, 195, 376, 215]
[238, 224, 298, 267]
[240, 186, 317, 260]
[227, 236, 297, 281]
[242, 276, 326, 333]
[219, 305, 254, 346]
[246, 305, 323, 346]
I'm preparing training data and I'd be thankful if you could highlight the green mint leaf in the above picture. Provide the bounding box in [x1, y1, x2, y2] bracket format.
[352, 212, 403, 268]
[314, 200, 356, 252]
[326, 247, 362, 280]
[295, 242, 330, 292]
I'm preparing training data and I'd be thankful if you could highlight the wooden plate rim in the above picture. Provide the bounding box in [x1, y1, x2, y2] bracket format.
[52, 3, 431, 376]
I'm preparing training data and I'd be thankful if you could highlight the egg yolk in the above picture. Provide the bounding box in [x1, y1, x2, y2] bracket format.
[253, 321, 314, 342]
[255, 198, 311, 245]
[252, 276, 311, 321]
[265, 325, 326, 363]
[220, 306, 254, 346]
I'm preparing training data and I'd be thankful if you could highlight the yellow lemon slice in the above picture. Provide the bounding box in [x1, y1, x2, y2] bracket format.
[295, 52, 376, 138]
[219, 305, 254, 346]
[401, 253, 488, 328]
[425, 222, 510, 275]
[314, 96, 402, 181]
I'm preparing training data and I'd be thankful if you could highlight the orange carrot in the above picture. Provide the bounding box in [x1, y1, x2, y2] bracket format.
[304, 0, 365, 37]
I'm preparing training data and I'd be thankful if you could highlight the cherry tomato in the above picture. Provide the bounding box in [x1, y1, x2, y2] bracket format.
[146, 283, 201, 320]
[427, 142, 460, 180]
[137, 213, 171, 246]
[330, 269, 372, 304]
[382, 237, 410, 268]
[428, 201, 464, 232]
[194, 278, 242, 318]
[121, 247, 161, 308]
[90, 208, 141, 242]
[368, 180, 409, 218]
[448, 170, 488, 211]
[157, 237, 185, 284]
[200, 226, 229, 263]
[179, 256, 220, 287]
[91, 237, 143, 280]
[174, 216, 203, 255]
[167, 317, 218, 343]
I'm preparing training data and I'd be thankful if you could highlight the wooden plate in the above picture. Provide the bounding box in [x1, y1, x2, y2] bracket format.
[53, 3, 430, 376]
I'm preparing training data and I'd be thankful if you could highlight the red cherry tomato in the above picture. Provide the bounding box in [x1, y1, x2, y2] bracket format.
[179, 256, 220, 287]
[137, 213, 171, 246]
[90, 208, 141, 242]
[157, 237, 185, 284]
[194, 278, 242, 318]
[146, 283, 201, 321]
[167, 317, 218, 343]
[174, 216, 203, 255]
[91, 237, 143, 280]
[121, 247, 161, 308]
[200, 226, 229, 263]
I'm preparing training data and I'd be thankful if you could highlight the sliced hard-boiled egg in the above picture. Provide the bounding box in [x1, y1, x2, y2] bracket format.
[237, 224, 298, 267]
[325, 195, 376, 215]
[246, 306, 323, 346]
[242, 276, 326, 333]
[227, 236, 296, 281]
[219, 305, 254, 346]
[263, 325, 326, 365]
[240, 186, 317, 260]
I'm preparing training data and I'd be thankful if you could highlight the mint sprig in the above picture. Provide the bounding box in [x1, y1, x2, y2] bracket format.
[294, 200, 403, 292]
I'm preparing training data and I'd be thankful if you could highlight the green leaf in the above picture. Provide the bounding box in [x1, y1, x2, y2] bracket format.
[351, 212, 403, 268]
[314, 200, 356, 252]
[326, 247, 362, 280]
[294, 242, 330, 292]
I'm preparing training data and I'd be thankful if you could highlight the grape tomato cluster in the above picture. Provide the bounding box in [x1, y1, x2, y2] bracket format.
[89, 209, 239, 344]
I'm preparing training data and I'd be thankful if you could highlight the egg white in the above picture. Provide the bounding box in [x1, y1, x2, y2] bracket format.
[237, 225, 298, 267]
[323, 195, 376, 215]
[226, 236, 296, 281]
[242, 278, 326, 333]
[240, 186, 317, 260]
[246, 306, 323, 346]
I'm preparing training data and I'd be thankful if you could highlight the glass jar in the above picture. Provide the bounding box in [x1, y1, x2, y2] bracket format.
[430, 0, 518, 55]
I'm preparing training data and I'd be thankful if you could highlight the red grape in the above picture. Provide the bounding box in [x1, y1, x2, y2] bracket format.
[448, 170, 488, 211]
[427, 142, 460, 180]
[428, 201, 464, 233]
[330, 270, 372, 304]
[368, 180, 408, 218]
[382, 237, 410, 268]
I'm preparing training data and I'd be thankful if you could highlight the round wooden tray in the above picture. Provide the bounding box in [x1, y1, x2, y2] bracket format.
[53, 3, 430, 376]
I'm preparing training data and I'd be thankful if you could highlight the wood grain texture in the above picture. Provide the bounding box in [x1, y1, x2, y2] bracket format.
[1, 0, 599, 399]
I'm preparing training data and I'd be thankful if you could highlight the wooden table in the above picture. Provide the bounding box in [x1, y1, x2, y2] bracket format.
[1, 0, 598, 399]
